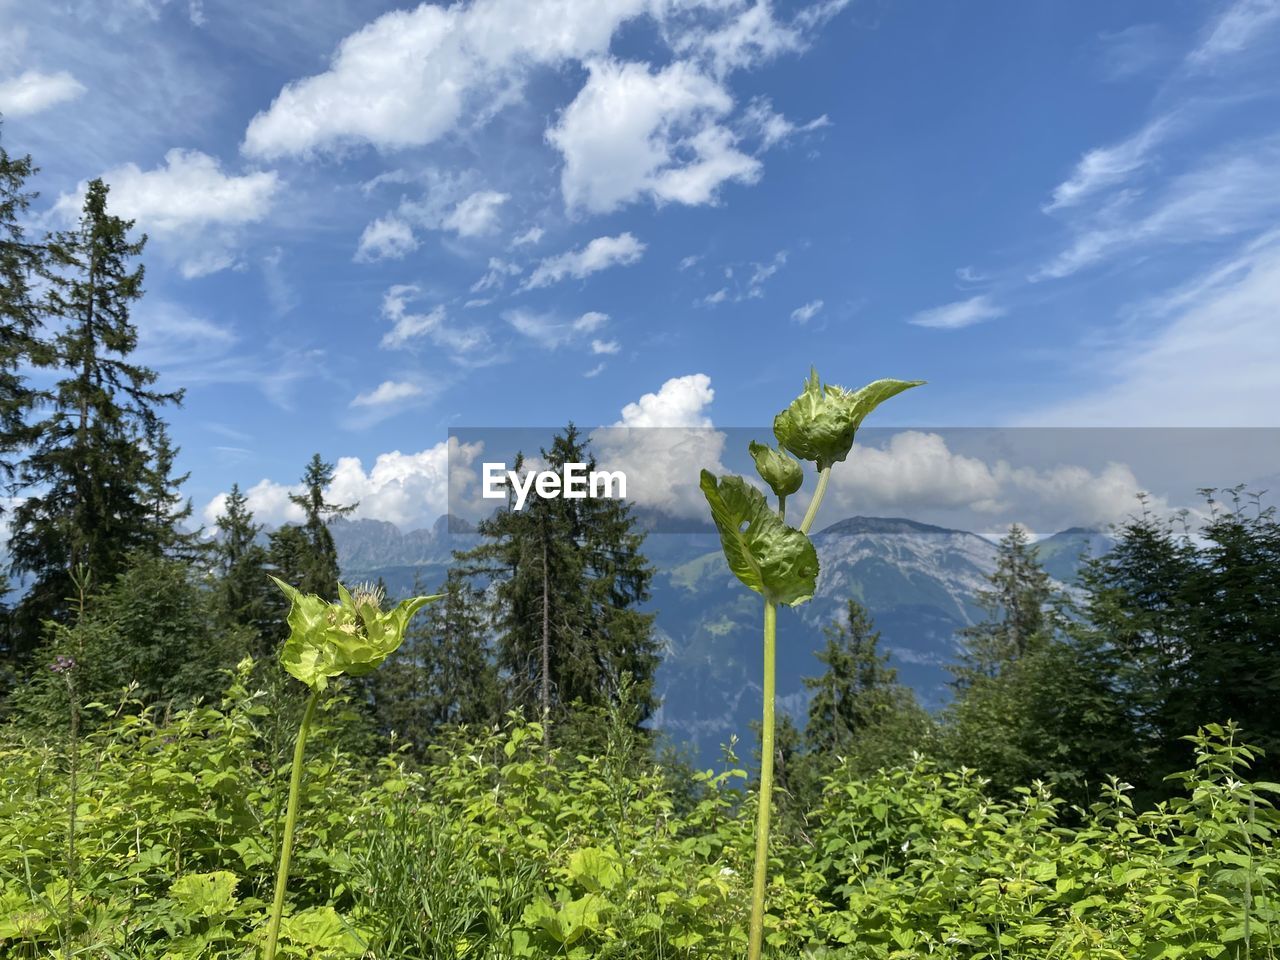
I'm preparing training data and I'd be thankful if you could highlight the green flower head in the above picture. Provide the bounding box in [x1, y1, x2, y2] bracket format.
[270, 577, 440, 690]
[772, 368, 925, 470]
[748, 440, 804, 499]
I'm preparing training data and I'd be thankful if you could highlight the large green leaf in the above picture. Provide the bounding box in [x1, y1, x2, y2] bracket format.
[699, 470, 818, 607]
[748, 440, 803, 499]
[773, 368, 924, 470]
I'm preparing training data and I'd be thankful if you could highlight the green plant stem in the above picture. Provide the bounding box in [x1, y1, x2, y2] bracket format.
[748, 599, 777, 960]
[798, 466, 831, 535]
[264, 687, 321, 960]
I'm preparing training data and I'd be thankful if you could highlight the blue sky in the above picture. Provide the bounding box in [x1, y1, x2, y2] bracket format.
[2, 0, 1278, 534]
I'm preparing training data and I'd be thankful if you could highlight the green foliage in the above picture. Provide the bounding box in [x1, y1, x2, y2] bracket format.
[11, 553, 248, 727]
[0, 664, 1273, 958]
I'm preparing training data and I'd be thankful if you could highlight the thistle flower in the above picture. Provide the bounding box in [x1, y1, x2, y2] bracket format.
[49, 655, 76, 675]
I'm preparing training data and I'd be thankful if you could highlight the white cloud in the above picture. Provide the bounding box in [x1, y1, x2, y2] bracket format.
[380, 284, 491, 357]
[443, 189, 508, 237]
[747, 249, 786, 297]
[1021, 231, 1280, 426]
[615, 372, 714, 428]
[51, 149, 280, 277]
[823, 430, 1164, 533]
[241, 0, 655, 159]
[674, 0, 803, 76]
[503, 308, 609, 349]
[523, 232, 646, 288]
[203, 439, 486, 531]
[355, 215, 419, 262]
[790, 299, 823, 324]
[584, 362, 607, 378]
[351, 380, 424, 407]
[511, 225, 544, 247]
[1045, 115, 1173, 212]
[908, 294, 1006, 329]
[742, 95, 829, 149]
[591, 338, 620, 354]
[678, 254, 702, 270]
[1033, 138, 1280, 280]
[1188, 0, 1280, 65]
[547, 58, 759, 214]
[0, 69, 85, 116]
[470, 256, 522, 293]
[589, 372, 729, 518]
[54, 149, 278, 232]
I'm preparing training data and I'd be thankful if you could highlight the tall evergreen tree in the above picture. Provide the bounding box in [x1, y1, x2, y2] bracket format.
[212, 483, 277, 654]
[0, 124, 48, 509]
[374, 570, 497, 751]
[952, 523, 1057, 685]
[458, 425, 658, 741]
[268, 453, 356, 599]
[8, 178, 183, 653]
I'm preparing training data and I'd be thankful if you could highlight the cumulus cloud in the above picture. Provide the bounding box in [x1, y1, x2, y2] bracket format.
[547, 58, 760, 214]
[0, 69, 85, 116]
[351, 380, 424, 407]
[51, 149, 280, 278]
[203, 439, 486, 531]
[523, 232, 646, 288]
[908, 294, 1006, 329]
[355, 215, 419, 262]
[241, 0, 656, 159]
[823, 430, 1165, 534]
[589, 372, 729, 519]
[443, 189, 508, 237]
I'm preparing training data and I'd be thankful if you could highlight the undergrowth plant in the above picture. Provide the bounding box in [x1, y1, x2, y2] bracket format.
[700, 368, 923, 960]
[264, 578, 438, 960]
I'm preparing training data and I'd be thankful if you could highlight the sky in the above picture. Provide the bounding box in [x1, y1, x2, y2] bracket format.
[2, 0, 1278, 536]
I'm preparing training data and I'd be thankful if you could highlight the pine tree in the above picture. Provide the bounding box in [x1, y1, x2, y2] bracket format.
[8, 178, 183, 653]
[267, 453, 356, 600]
[212, 483, 277, 654]
[457, 425, 658, 742]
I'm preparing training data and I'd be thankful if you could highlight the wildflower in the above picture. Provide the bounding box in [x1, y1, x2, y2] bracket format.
[49, 655, 76, 674]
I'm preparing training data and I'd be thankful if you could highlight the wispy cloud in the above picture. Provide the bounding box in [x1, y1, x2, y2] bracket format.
[1187, 0, 1280, 66]
[908, 294, 1006, 329]
[0, 69, 84, 116]
[790, 299, 823, 324]
[504, 309, 609, 349]
[1044, 115, 1174, 212]
[351, 380, 424, 407]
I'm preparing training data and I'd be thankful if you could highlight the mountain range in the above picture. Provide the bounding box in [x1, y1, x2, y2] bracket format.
[330, 514, 1112, 766]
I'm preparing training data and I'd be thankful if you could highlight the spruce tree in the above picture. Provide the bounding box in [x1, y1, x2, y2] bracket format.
[374, 570, 497, 752]
[952, 523, 1057, 685]
[267, 453, 355, 599]
[0, 124, 48, 508]
[8, 178, 183, 652]
[212, 483, 277, 654]
[458, 425, 658, 742]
